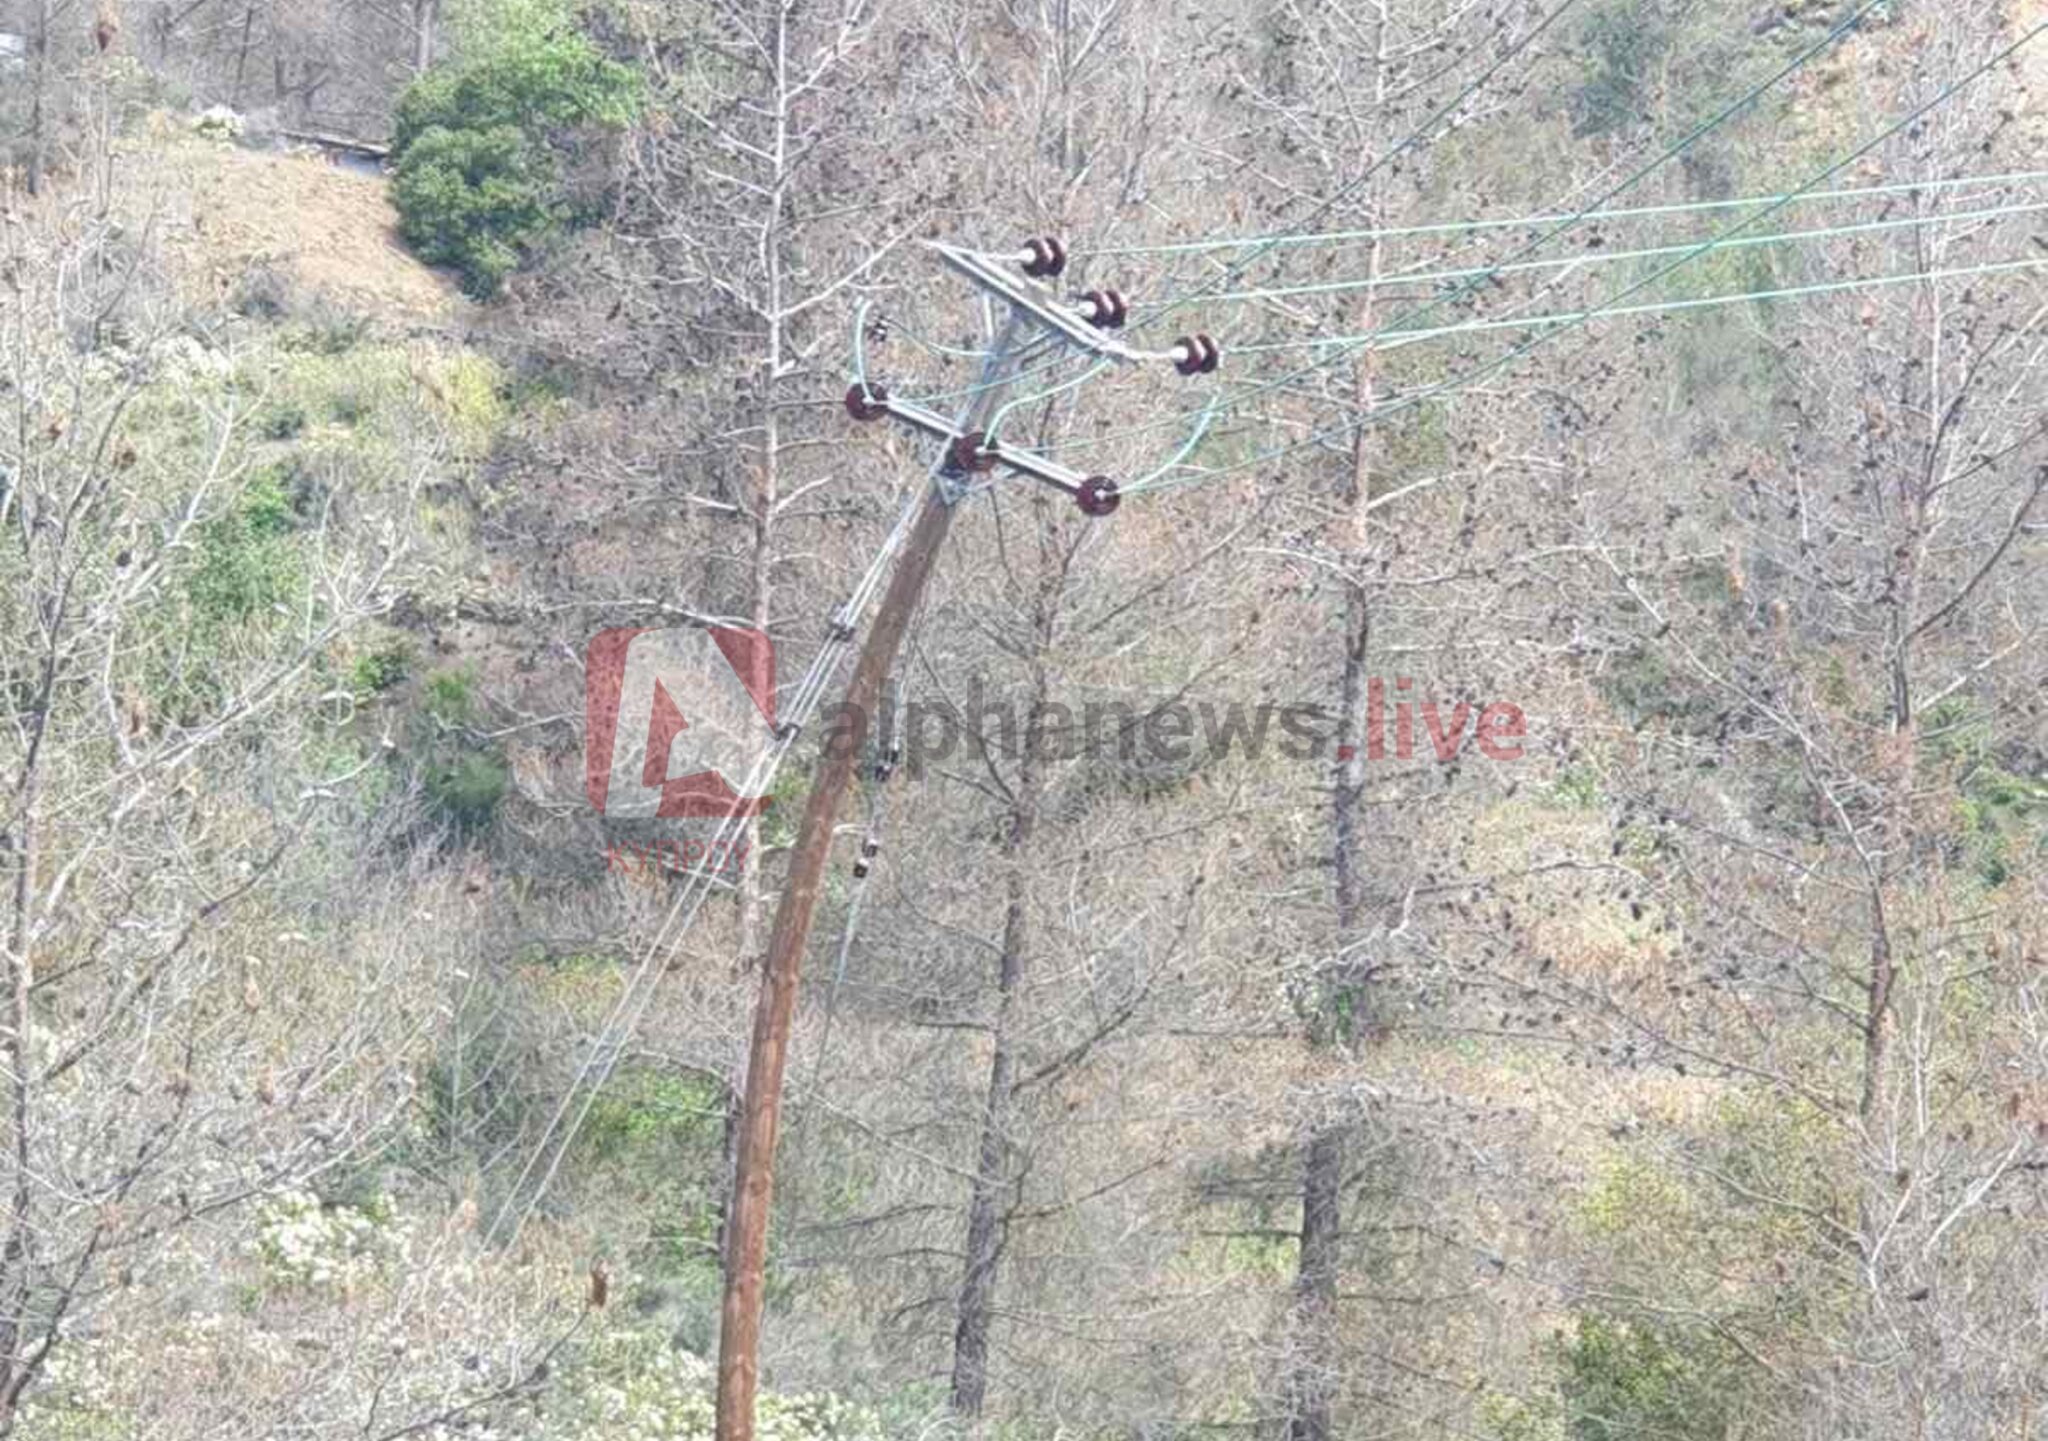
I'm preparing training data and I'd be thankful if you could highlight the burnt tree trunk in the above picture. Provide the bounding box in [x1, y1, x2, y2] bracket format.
[950, 511, 1069, 1417]
[1287, 162, 1386, 1438]
[25, 0, 52, 196]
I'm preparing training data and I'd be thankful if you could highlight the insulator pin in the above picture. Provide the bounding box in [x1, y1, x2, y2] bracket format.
[845, 382, 890, 421]
[1019, 236, 1068, 277]
[947, 431, 998, 473]
[1076, 476, 1121, 517]
[1079, 288, 1128, 329]
[1172, 334, 1220, 375]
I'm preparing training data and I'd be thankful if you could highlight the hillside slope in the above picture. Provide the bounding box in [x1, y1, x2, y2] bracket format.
[129, 119, 461, 321]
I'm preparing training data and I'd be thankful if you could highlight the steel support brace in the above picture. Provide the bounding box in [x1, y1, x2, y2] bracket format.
[929, 244, 1183, 366]
[886, 392, 1093, 502]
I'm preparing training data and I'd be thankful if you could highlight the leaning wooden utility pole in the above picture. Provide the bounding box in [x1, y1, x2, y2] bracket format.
[712, 317, 1023, 1440]
[714, 237, 1216, 1441]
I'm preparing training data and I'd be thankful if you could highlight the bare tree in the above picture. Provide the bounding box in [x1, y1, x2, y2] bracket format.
[0, 156, 452, 1432]
[1465, 18, 2048, 1433]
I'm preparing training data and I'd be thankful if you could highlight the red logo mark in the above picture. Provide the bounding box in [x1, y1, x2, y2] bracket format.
[585, 627, 777, 818]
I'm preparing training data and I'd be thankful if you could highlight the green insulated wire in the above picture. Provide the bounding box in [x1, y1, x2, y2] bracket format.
[1127, 0, 1589, 340]
[899, 337, 1079, 406]
[851, 299, 876, 394]
[985, 358, 1114, 448]
[1204, 0, 1894, 420]
[894, 323, 997, 360]
[847, 293, 1079, 411]
[1089, 167, 2048, 262]
[1201, 196, 2048, 312]
[1125, 402, 1223, 491]
[1223, 255, 2048, 355]
[1126, 14, 2048, 496]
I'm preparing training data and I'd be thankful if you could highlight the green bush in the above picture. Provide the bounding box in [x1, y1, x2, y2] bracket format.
[426, 749, 509, 831]
[349, 635, 415, 697]
[423, 663, 481, 725]
[417, 979, 532, 1158]
[1596, 638, 1729, 740]
[392, 125, 553, 298]
[1922, 697, 2048, 887]
[187, 473, 301, 625]
[1555, 1314, 1736, 1441]
[1571, 2, 1673, 137]
[401, 664, 510, 832]
[582, 1068, 724, 1161]
[257, 399, 309, 440]
[389, 0, 638, 297]
[390, 13, 640, 155]
[579, 1067, 728, 1278]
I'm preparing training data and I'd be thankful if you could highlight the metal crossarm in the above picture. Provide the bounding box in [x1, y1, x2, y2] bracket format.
[841, 237, 1200, 516]
[881, 394, 1094, 498]
[930, 243, 1190, 366]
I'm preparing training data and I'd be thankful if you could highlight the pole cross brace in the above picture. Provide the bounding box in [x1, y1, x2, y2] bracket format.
[929, 243, 1189, 367]
[887, 391, 1092, 499]
[846, 382, 1120, 515]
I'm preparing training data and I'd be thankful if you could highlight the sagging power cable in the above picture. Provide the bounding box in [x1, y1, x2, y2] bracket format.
[1122, 13, 2048, 496]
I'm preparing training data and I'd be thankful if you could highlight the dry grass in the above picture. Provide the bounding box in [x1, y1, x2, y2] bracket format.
[124, 118, 461, 321]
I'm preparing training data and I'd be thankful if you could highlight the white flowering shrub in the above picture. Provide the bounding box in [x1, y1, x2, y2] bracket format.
[11, 1255, 911, 1441]
[248, 1189, 405, 1291]
[534, 1325, 890, 1441]
[156, 333, 237, 383]
[14, 1338, 135, 1441]
[192, 105, 246, 141]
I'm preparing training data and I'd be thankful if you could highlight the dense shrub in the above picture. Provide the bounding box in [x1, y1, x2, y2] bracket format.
[1571, 2, 1674, 137]
[187, 472, 301, 625]
[393, 125, 552, 297]
[426, 749, 511, 830]
[410, 664, 511, 831]
[391, 11, 640, 156]
[389, 0, 637, 297]
[1557, 1315, 1738, 1441]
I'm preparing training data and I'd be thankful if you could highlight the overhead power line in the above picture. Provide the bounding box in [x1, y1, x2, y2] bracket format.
[1198, 196, 2048, 310]
[1127, 0, 1589, 339]
[1123, 14, 2048, 496]
[1222, 254, 2048, 356]
[1085, 167, 2048, 261]
[1204, 0, 1892, 402]
[898, 0, 1590, 442]
[485, 480, 940, 1250]
[1040, 0, 1893, 462]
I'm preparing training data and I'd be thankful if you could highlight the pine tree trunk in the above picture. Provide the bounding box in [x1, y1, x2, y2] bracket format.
[951, 535, 1063, 1417]
[1286, 156, 1386, 1435]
